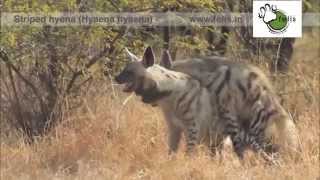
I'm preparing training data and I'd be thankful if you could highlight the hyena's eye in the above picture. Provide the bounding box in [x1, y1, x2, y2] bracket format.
[125, 71, 133, 76]
[122, 70, 134, 79]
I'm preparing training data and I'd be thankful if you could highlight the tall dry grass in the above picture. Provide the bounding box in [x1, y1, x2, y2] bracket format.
[1, 31, 319, 180]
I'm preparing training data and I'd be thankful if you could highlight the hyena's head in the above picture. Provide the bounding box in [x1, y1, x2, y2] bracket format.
[115, 47, 172, 104]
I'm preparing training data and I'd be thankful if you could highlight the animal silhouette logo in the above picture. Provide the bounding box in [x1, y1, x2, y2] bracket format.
[258, 3, 290, 33]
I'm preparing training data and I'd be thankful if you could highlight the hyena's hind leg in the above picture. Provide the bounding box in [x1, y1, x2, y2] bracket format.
[246, 94, 280, 156]
[272, 107, 301, 156]
[247, 94, 299, 164]
[219, 107, 276, 160]
[251, 93, 300, 156]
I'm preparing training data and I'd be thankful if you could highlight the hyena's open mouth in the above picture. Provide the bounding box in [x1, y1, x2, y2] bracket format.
[122, 82, 135, 93]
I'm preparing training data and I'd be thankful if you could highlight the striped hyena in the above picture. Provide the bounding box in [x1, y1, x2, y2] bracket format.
[115, 47, 221, 154]
[115, 47, 300, 159]
[163, 53, 300, 157]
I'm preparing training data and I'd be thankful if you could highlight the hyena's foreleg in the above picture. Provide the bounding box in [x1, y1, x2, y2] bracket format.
[166, 118, 183, 154]
[219, 110, 245, 158]
[185, 119, 200, 154]
[231, 130, 247, 159]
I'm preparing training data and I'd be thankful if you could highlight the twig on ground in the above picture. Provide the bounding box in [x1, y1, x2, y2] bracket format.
[116, 93, 134, 130]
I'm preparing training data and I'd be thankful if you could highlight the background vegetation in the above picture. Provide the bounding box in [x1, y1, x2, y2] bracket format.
[0, 0, 319, 179]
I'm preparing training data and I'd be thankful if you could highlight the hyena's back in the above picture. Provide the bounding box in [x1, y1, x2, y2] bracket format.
[172, 57, 272, 91]
[171, 57, 300, 154]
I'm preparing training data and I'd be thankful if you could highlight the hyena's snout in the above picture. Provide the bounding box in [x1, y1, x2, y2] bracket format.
[114, 73, 126, 84]
[114, 72, 136, 93]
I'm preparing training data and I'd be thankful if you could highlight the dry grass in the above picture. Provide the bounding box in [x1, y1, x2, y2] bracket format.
[1, 31, 319, 180]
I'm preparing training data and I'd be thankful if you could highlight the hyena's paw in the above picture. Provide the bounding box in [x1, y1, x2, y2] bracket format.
[167, 151, 178, 160]
[185, 146, 196, 156]
[230, 132, 247, 159]
[232, 140, 246, 159]
[260, 151, 282, 166]
[264, 143, 280, 155]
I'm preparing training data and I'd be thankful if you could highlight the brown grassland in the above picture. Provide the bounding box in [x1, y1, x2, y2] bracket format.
[1, 31, 319, 180]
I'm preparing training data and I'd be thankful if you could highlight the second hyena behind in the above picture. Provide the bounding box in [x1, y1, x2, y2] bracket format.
[163, 50, 300, 158]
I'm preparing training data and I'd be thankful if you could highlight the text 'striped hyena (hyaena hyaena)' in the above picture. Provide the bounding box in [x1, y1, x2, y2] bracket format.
[115, 47, 300, 158]
[115, 47, 221, 154]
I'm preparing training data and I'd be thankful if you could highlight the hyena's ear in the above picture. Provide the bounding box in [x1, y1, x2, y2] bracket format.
[125, 48, 139, 62]
[160, 50, 172, 69]
[142, 46, 155, 68]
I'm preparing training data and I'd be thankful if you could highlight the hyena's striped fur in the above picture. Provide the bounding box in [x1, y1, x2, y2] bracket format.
[168, 56, 300, 156]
